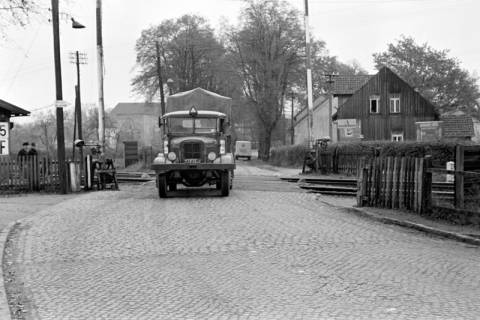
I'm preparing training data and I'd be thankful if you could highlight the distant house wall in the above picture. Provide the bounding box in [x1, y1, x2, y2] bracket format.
[110, 103, 162, 150]
[294, 95, 338, 145]
[337, 67, 437, 141]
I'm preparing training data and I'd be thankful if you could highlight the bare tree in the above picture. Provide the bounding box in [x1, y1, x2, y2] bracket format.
[132, 15, 240, 100]
[227, 0, 304, 160]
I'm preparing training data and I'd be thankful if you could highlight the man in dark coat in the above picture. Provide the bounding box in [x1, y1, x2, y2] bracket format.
[17, 142, 30, 183]
[17, 142, 29, 158]
[28, 142, 37, 156]
[28, 142, 39, 190]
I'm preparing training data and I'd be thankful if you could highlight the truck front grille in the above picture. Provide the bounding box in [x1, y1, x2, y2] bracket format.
[183, 142, 202, 160]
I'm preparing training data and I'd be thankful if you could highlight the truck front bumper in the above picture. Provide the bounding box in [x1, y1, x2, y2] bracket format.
[151, 163, 235, 173]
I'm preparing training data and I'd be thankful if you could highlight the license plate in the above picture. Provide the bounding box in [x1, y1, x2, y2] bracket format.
[184, 159, 200, 164]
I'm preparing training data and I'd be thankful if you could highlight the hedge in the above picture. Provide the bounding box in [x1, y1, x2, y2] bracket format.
[270, 140, 477, 168]
[270, 144, 308, 167]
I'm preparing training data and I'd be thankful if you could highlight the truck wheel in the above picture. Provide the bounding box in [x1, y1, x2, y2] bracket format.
[229, 170, 233, 190]
[158, 174, 168, 198]
[247, 156, 251, 161]
[220, 171, 230, 196]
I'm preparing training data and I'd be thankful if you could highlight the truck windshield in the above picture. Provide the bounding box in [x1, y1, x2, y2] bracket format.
[168, 117, 217, 134]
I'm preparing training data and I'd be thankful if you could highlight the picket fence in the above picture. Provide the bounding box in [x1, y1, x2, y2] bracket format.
[357, 156, 431, 214]
[0, 155, 60, 193]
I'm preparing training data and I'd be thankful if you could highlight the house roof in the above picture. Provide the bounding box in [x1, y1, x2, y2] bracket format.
[110, 102, 160, 117]
[169, 87, 231, 101]
[0, 99, 30, 117]
[440, 110, 475, 138]
[294, 95, 329, 122]
[163, 110, 226, 118]
[331, 75, 372, 95]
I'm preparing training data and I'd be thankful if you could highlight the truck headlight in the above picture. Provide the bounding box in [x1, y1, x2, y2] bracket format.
[153, 153, 166, 164]
[167, 152, 177, 161]
[208, 152, 216, 161]
[220, 140, 225, 155]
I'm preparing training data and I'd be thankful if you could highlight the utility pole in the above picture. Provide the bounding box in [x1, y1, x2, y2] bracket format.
[324, 72, 339, 139]
[304, 0, 314, 149]
[290, 92, 295, 145]
[156, 41, 166, 117]
[70, 51, 87, 166]
[51, 0, 67, 194]
[96, 0, 105, 152]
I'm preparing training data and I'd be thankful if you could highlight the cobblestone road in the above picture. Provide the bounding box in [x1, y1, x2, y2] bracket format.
[9, 165, 480, 319]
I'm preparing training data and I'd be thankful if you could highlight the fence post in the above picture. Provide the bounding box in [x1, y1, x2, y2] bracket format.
[414, 158, 423, 214]
[399, 157, 406, 210]
[422, 156, 432, 214]
[392, 157, 400, 209]
[455, 145, 464, 209]
[357, 167, 368, 207]
[386, 157, 393, 208]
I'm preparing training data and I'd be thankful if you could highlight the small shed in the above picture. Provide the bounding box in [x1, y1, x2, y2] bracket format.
[440, 110, 474, 141]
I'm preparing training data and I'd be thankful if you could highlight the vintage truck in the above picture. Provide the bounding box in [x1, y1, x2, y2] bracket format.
[151, 88, 235, 198]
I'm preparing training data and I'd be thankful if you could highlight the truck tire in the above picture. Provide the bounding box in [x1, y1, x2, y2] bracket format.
[220, 171, 230, 196]
[158, 174, 168, 198]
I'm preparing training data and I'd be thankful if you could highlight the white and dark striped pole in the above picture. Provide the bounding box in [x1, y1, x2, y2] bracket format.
[304, 0, 314, 149]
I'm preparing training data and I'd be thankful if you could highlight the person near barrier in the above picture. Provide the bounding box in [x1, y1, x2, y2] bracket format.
[28, 142, 39, 190]
[16, 142, 30, 183]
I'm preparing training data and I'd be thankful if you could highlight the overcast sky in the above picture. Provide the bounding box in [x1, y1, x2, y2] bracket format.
[1, 0, 478, 124]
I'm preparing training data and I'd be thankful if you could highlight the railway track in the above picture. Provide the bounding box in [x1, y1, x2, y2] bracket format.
[116, 172, 454, 199]
[281, 177, 454, 197]
[116, 172, 155, 183]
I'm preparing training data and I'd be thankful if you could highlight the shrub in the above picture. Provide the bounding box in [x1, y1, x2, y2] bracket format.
[328, 140, 462, 167]
[269, 140, 475, 168]
[270, 144, 308, 167]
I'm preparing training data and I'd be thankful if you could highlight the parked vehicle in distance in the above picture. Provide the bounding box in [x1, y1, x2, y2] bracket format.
[235, 140, 252, 160]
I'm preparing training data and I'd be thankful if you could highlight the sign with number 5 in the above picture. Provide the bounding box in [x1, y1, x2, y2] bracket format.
[0, 122, 9, 155]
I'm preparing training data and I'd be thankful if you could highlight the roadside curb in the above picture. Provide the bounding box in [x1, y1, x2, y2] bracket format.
[320, 201, 480, 246]
[0, 221, 16, 320]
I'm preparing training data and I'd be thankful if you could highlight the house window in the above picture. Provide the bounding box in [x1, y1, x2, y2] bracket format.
[370, 95, 380, 113]
[390, 97, 401, 113]
[391, 132, 404, 142]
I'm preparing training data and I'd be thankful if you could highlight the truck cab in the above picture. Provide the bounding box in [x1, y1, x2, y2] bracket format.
[152, 106, 235, 197]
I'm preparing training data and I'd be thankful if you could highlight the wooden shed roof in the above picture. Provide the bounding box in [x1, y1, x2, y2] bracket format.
[331, 75, 372, 95]
[0, 99, 30, 117]
[440, 110, 475, 138]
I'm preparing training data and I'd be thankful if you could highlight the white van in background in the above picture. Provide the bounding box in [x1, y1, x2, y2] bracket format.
[235, 140, 252, 160]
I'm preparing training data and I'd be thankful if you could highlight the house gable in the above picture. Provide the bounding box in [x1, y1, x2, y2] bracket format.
[336, 66, 437, 141]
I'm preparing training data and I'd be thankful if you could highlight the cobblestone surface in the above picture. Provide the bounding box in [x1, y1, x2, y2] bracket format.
[8, 168, 480, 319]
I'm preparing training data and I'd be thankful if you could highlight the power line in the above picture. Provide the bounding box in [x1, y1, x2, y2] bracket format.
[4, 24, 41, 93]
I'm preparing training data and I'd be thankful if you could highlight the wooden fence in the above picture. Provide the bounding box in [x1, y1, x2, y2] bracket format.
[333, 152, 370, 176]
[0, 155, 60, 194]
[357, 156, 432, 214]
